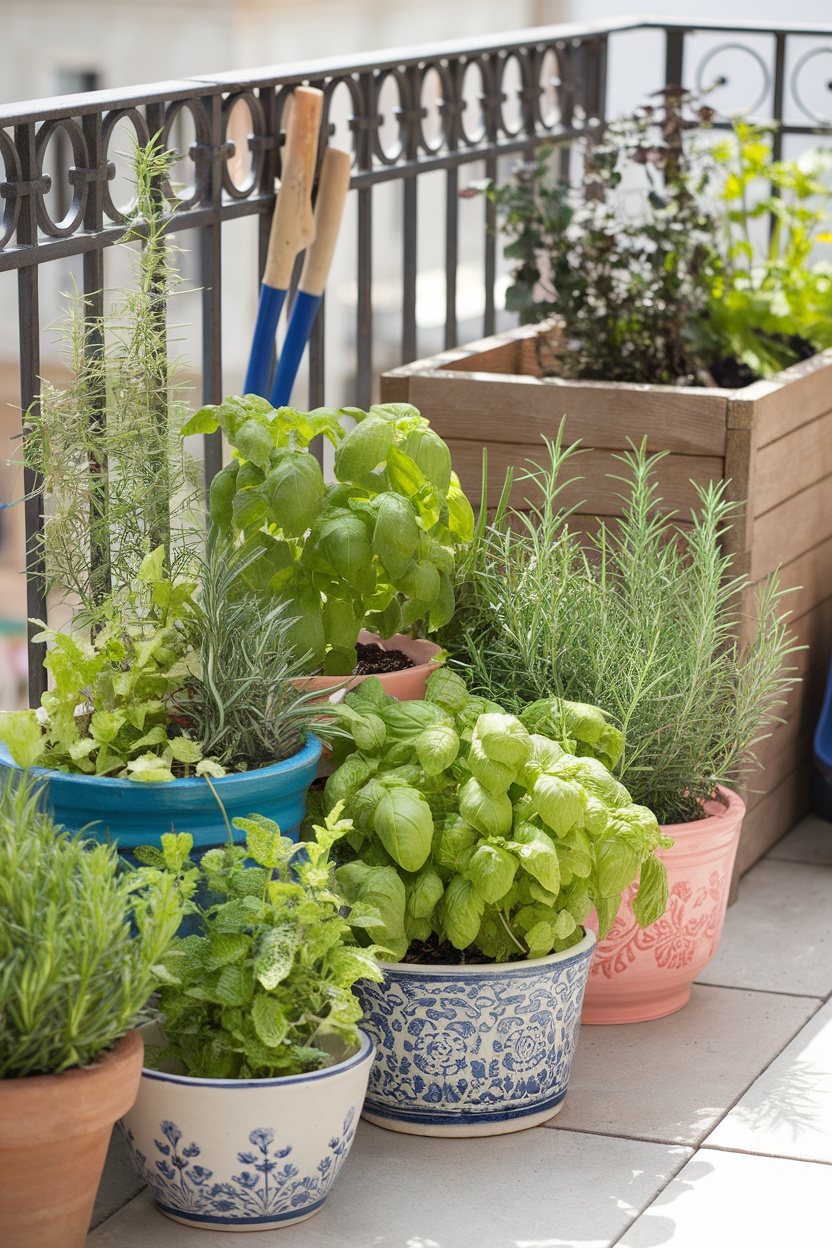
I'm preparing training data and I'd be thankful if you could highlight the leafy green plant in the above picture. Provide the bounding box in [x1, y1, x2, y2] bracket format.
[0, 547, 204, 781]
[484, 90, 718, 385]
[703, 122, 832, 380]
[22, 135, 198, 618]
[183, 398, 474, 675]
[137, 805, 383, 1079]
[486, 94, 832, 386]
[171, 534, 332, 774]
[443, 434, 799, 825]
[0, 771, 187, 1078]
[317, 669, 671, 964]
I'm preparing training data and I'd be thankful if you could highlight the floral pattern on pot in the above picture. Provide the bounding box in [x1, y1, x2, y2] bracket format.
[590, 871, 728, 978]
[120, 1024, 374, 1229]
[582, 786, 745, 1025]
[355, 930, 595, 1137]
[122, 1113, 356, 1225]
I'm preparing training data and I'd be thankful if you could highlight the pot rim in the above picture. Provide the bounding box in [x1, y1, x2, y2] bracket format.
[0, 733, 322, 793]
[659, 784, 746, 835]
[374, 927, 596, 977]
[0, 1028, 142, 1092]
[137, 1027, 374, 1089]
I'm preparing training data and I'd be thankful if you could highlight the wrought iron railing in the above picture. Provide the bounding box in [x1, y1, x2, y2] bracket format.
[1, 16, 831, 700]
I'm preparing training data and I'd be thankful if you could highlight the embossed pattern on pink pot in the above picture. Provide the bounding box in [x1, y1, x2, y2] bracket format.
[582, 786, 746, 1025]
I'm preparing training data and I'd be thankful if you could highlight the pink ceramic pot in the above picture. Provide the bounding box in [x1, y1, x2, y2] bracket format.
[292, 630, 442, 704]
[582, 786, 745, 1025]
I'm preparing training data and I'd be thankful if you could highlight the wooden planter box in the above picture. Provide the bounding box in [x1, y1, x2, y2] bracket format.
[382, 323, 832, 876]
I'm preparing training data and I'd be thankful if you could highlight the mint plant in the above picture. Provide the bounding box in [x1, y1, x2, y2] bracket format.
[137, 805, 383, 1079]
[318, 671, 671, 964]
[704, 121, 832, 380]
[0, 771, 186, 1077]
[182, 398, 475, 675]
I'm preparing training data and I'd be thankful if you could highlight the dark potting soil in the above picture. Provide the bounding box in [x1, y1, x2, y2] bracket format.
[353, 641, 415, 675]
[402, 935, 496, 966]
[709, 335, 815, 390]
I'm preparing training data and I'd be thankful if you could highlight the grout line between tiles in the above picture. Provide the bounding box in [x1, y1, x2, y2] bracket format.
[695, 980, 827, 1002]
[605, 1142, 695, 1248]
[546, 1120, 703, 1147]
[701, 1142, 832, 1167]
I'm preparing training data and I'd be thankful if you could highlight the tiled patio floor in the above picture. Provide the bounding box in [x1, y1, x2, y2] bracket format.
[87, 815, 832, 1248]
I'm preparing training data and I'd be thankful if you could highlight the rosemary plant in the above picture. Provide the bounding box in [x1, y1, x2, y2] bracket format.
[175, 534, 333, 772]
[444, 435, 799, 824]
[0, 772, 186, 1077]
[22, 136, 199, 620]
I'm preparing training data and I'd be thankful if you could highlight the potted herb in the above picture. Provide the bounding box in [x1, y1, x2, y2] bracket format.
[0, 139, 322, 854]
[121, 804, 381, 1230]
[382, 101, 832, 859]
[0, 772, 185, 1248]
[312, 669, 669, 1135]
[442, 436, 798, 1022]
[184, 396, 475, 695]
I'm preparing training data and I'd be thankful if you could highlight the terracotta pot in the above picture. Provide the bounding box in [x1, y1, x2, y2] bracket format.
[582, 786, 745, 1025]
[292, 630, 442, 705]
[0, 1030, 144, 1248]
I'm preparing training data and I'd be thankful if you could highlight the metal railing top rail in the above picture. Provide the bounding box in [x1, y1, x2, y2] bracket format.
[3, 15, 832, 128]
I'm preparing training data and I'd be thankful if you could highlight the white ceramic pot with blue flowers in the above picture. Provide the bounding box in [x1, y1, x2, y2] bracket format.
[120, 1025, 374, 1230]
[354, 929, 596, 1137]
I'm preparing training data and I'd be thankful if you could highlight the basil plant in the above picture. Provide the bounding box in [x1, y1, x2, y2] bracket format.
[182, 398, 475, 675]
[317, 670, 673, 963]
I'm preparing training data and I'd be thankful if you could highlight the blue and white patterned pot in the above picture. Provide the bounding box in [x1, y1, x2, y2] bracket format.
[355, 929, 596, 1137]
[120, 1025, 374, 1230]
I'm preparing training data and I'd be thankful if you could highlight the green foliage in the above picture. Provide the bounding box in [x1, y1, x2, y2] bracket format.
[0, 549, 203, 781]
[486, 91, 718, 384]
[184, 398, 474, 673]
[703, 123, 832, 378]
[139, 805, 383, 1079]
[443, 433, 799, 824]
[316, 670, 672, 964]
[170, 534, 331, 772]
[0, 771, 187, 1077]
[488, 95, 832, 385]
[20, 135, 199, 617]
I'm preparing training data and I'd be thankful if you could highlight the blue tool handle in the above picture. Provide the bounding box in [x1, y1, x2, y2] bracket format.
[269, 290, 322, 409]
[243, 284, 287, 399]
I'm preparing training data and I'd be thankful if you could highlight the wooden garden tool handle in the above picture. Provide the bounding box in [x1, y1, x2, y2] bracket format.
[299, 146, 352, 296]
[263, 87, 323, 290]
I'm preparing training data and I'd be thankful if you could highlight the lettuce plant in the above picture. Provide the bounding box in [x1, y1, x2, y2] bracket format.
[182, 398, 474, 675]
[137, 805, 383, 1078]
[317, 671, 671, 964]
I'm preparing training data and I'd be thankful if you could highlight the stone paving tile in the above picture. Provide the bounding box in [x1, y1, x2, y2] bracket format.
[87, 1122, 692, 1248]
[548, 984, 819, 1145]
[699, 859, 832, 997]
[766, 814, 832, 866]
[706, 996, 832, 1164]
[90, 1126, 145, 1230]
[617, 1148, 831, 1248]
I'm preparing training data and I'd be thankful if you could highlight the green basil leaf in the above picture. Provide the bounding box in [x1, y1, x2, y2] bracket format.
[441, 876, 485, 950]
[532, 773, 585, 836]
[334, 416, 395, 482]
[374, 787, 433, 871]
[466, 843, 517, 904]
[632, 854, 670, 928]
[233, 418, 275, 469]
[458, 776, 513, 837]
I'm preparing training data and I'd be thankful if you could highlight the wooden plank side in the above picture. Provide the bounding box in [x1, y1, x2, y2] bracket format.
[750, 472, 832, 581]
[449, 440, 724, 517]
[778, 592, 832, 678]
[734, 759, 813, 879]
[730, 349, 832, 445]
[753, 406, 832, 517]
[408, 372, 729, 456]
[754, 534, 832, 626]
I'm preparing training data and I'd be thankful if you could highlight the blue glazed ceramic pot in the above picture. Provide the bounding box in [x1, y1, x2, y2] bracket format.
[0, 735, 321, 853]
[355, 929, 596, 1137]
[121, 1024, 374, 1231]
